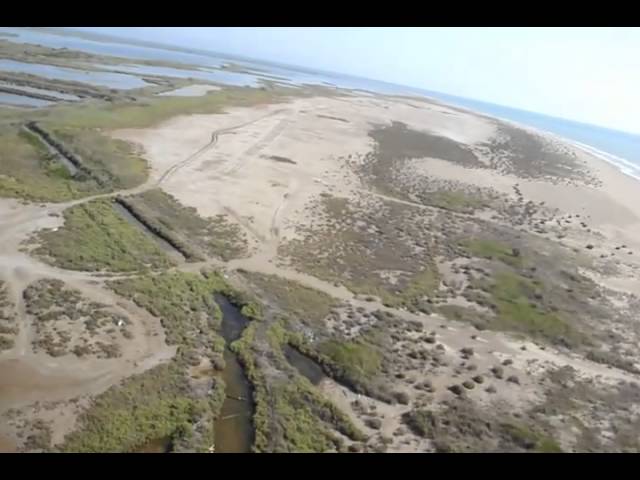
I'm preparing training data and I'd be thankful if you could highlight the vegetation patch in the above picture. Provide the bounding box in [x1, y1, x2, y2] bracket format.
[0, 281, 17, 351]
[318, 339, 382, 383]
[437, 305, 491, 331]
[460, 238, 523, 268]
[485, 124, 594, 183]
[0, 122, 147, 202]
[231, 321, 365, 452]
[485, 271, 577, 343]
[47, 125, 148, 189]
[108, 270, 232, 356]
[500, 422, 562, 453]
[22, 85, 298, 130]
[293, 335, 392, 402]
[61, 270, 250, 452]
[59, 361, 224, 453]
[120, 189, 248, 261]
[282, 194, 440, 311]
[31, 199, 174, 272]
[402, 401, 562, 453]
[0, 126, 93, 202]
[419, 189, 490, 214]
[479, 270, 579, 346]
[269, 377, 364, 452]
[242, 271, 336, 325]
[24, 279, 132, 358]
[585, 349, 640, 375]
[358, 121, 485, 203]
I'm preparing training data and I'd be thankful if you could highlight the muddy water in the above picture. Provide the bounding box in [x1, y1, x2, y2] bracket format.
[283, 344, 325, 385]
[111, 202, 186, 263]
[213, 294, 254, 453]
[135, 436, 172, 453]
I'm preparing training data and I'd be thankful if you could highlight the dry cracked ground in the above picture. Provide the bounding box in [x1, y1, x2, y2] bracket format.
[2, 80, 640, 453]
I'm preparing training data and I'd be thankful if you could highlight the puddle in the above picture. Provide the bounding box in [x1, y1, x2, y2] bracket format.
[213, 294, 254, 453]
[0, 59, 149, 90]
[283, 344, 325, 385]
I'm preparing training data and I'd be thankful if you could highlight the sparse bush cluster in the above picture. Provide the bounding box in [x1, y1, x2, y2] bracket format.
[281, 193, 441, 312]
[23, 279, 132, 359]
[402, 401, 562, 453]
[0, 281, 17, 351]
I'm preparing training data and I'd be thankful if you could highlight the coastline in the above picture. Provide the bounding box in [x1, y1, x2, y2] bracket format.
[415, 92, 640, 186]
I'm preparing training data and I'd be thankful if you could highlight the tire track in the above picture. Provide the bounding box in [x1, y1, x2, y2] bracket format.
[270, 195, 287, 239]
[157, 109, 287, 184]
[223, 116, 293, 176]
[156, 132, 218, 185]
[270, 179, 297, 241]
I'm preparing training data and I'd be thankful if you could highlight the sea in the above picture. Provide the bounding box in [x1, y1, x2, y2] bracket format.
[2, 26, 639, 181]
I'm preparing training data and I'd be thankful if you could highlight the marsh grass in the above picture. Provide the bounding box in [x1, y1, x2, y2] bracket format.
[33, 199, 174, 272]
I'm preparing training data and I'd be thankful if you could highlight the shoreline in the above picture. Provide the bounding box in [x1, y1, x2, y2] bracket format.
[414, 92, 640, 187]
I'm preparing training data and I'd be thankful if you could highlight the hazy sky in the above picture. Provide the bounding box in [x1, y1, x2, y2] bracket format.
[75, 27, 640, 134]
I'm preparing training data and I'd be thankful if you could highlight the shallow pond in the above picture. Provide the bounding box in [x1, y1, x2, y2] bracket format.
[0, 91, 54, 107]
[0, 59, 149, 90]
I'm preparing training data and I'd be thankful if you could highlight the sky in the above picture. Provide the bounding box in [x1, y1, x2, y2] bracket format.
[73, 27, 640, 134]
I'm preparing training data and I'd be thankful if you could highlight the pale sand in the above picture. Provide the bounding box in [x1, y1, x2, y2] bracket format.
[111, 94, 496, 253]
